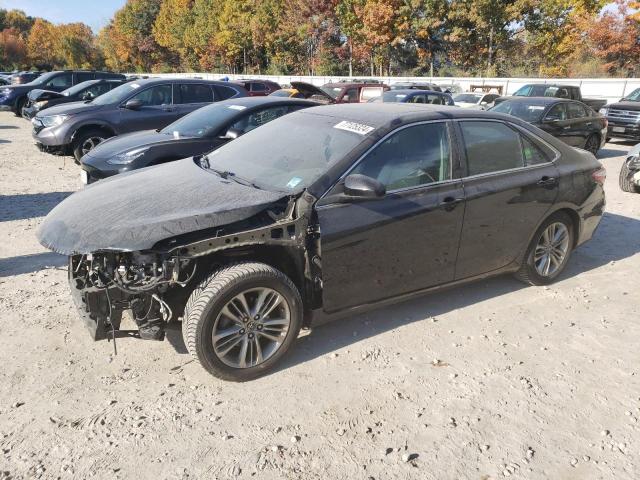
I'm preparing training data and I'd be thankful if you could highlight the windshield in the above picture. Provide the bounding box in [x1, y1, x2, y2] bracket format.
[453, 93, 482, 103]
[382, 91, 408, 102]
[63, 80, 98, 97]
[161, 103, 240, 138]
[320, 86, 342, 99]
[91, 82, 141, 105]
[490, 101, 546, 122]
[202, 112, 367, 192]
[623, 88, 640, 101]
[514, 85, 559, 97]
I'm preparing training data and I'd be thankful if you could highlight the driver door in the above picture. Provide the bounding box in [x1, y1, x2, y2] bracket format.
[316, 121, 466, 313]
[118, 83, 177, 133]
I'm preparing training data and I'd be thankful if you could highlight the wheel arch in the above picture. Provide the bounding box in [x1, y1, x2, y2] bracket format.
[70, 123, 116, 143]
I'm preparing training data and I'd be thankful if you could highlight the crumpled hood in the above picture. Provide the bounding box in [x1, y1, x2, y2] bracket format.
[37, 158, 287, 255]
[27, 88, 65, 101]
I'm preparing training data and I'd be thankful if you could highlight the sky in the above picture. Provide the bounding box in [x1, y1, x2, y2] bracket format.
[0, 0, 127, 32]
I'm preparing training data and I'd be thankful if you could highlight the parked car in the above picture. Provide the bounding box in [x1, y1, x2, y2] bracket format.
[22, 78, 129, 119]
[32, 78, 247, 161]
[370, 89, 454, 105]
[619, 143, 640, 193]
[453, 92, 500, 109]
[495, 84, 607, 111]
[232, 79, 281, 96]
[0, 75, 10, 86]
[269, 88, 306, 98]
[37, 103, 606, 381]
[599, 87, 640, 142]
[289, 81, 389, 104]
[11, 71, 42, 85]
[0, 70, 124, 117]
[80, 97, 320, 184]
[490, 97, 607, 155]
[389, 81, 442, 92]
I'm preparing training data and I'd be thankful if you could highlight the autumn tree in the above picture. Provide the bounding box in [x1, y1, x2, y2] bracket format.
[27, 18, 58, 67]
[153, 0, 198, 69]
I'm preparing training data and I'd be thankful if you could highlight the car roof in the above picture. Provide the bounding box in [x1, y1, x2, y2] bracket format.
[126, 77, 236, 86]
[387, 89, 445, 96]
[209, 96, 320, 109]
[298, 103, 515, 127]
[500, 96, 578, 105]
[524, 83, 578, 88]
[324, 82, 386, 88]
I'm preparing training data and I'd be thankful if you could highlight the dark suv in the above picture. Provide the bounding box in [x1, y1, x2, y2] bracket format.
[600, 88, 640, 141]
[32, 78, 247, 161]
[0, 70, 124, 117]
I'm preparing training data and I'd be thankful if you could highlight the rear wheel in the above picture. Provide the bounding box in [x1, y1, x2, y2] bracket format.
[72, 129, 111, 163]
[515, 212, 574, 286]
[182, 262, 303, 381]
[619, 162, 639, 193]
[584, 134, 600, 156]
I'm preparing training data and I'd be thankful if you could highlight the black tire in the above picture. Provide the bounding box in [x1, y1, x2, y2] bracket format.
[584, 134, 600, 156]
[72, 129, 111, 163]
[619, 162, 639, 193]
[182, 262, 303, 381]
[515, 212, 574, 286]
[14, 96, 26, 117]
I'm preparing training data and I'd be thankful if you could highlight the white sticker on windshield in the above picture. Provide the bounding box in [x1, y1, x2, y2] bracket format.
[334, 120, 375, 135]
[287, 177, 303, 189]
[173, 131, 180, 139]
[528, 106, 545, 110]
[130, 83, 140, 89]
[228, 105, 246, 110]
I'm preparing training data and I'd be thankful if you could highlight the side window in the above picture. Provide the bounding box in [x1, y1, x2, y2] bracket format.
[350, 122, 451, 190]
[521, 135, 550, 166]
[129, 84, 172, 106]
[176, 84, 214, 104]
[46, 73, 72, 89]
[345, 88, 358, 102]
[544, 103, 567, 121]
[427, 94, 445, 105]
[360, 87, 382, 102]
[567, 102, 587, 119]
[214, 85, 239, 100]
[460, 121, 524, 176]
[230, 106, 291, 134]
[76, 72, 94, 83]
[251, 82, 267, 93]
[409, 94, 427, 104]
[556, 88, 569, 99]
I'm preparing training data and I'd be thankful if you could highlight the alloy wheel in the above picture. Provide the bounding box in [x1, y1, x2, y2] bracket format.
[81, 136, 105, 156]
[534, 222, 570, 277]
[212, 287, 291, 368]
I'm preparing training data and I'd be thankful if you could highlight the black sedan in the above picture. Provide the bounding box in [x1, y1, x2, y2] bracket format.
[80, 96, 320, 184]
[22, 79, 129, 119]
[490, 97, 607, 155]
[38, 104, 605, 381]
[371, 89, 454, 105]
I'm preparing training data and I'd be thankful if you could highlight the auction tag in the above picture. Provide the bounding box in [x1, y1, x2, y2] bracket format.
[228, 105, 246, 110]
[334, 120, 374, 135]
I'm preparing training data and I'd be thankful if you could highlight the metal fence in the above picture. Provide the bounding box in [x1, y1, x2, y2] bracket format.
[135, 72, 640, 105]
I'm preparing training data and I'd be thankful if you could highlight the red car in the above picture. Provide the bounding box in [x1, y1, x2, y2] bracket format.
[292, 81, 389, 104]
[232, 79, 281, 96]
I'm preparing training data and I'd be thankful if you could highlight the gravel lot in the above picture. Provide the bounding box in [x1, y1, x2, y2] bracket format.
[0, 112, 639, 480]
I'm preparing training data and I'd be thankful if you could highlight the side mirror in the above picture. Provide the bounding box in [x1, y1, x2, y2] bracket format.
[221, 128, 242, 140]
[123, 99, 143, 110]
[344, 174, 386, 199]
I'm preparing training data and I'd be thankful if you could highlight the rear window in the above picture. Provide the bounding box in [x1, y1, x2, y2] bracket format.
[176, 84, 214, 104]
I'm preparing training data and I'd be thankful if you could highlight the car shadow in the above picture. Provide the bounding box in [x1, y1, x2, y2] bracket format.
[0, 251, 66, 277]
[0, 125, 18, 130]
[0, 139, 10, 144]
[597, 148, 626, 160]
[0, 191, 72, 222]
[272, 211, 640, 374]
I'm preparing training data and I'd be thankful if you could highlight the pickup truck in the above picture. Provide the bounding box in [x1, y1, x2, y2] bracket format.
[494, 84, 607, 111]
[600, 87, 640, 142]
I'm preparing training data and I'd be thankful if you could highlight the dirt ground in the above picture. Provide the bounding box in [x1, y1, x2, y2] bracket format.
[0, 112, 638, 480]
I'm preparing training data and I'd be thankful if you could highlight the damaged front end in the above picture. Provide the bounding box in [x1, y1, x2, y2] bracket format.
[68, 251, 195, 341]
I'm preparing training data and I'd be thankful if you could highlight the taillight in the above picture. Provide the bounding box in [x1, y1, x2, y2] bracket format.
[592, 167, 606, 185]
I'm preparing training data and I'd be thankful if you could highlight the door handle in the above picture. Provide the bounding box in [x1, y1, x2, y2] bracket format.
[439, 196, 464, 210]
[537, 176, 557, 186]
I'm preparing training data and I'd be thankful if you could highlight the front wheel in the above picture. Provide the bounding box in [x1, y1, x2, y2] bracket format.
[72, 129, 111, 163]
[619, 162, 639, 193]
[182, 262, 303, 381]
[515, 213, 574, 286]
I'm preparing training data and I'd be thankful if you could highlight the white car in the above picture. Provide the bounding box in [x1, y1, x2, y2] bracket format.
[452, 92, 500, 110]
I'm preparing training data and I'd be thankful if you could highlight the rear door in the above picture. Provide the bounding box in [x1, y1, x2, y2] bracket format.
[118, 83, 176, 133]
[539, 102, 577, 146]
[566, 101, 592, 147]
[454, 120, 559, 279]
[317, 121, 466, 312]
